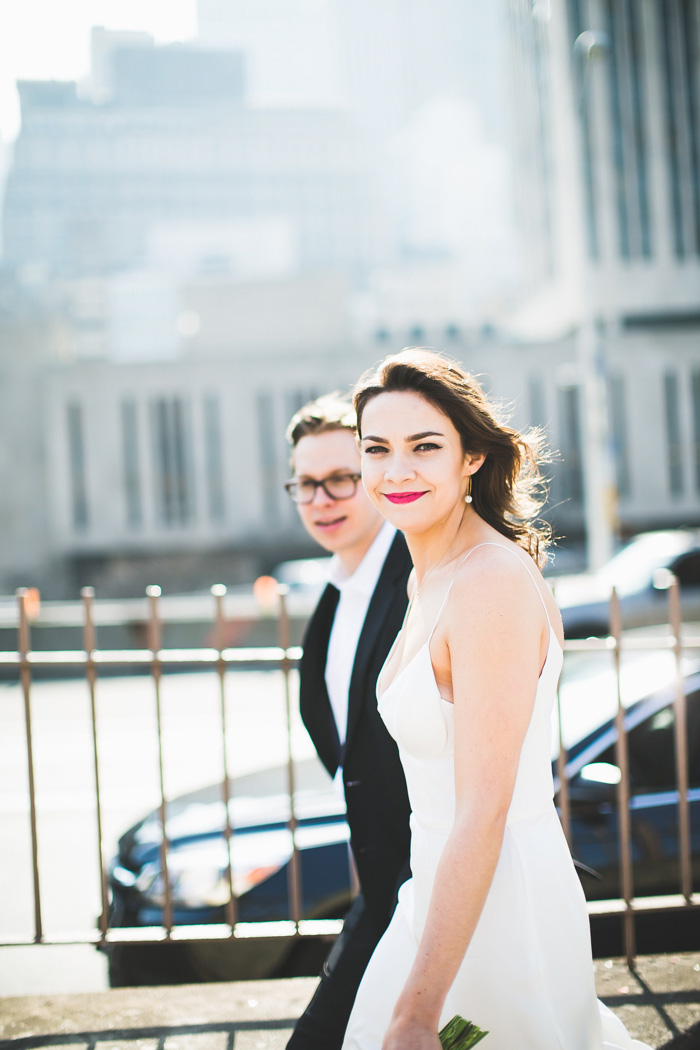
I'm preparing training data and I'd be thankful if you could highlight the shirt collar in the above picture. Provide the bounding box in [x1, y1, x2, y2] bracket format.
[328, 521, 396, 597]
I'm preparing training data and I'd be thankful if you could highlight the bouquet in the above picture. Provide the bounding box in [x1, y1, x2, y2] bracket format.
[438, 1014, 488, 1049]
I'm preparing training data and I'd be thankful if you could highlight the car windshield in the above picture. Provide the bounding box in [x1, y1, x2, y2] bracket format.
[584, 687, 700, 792]
[554, 649, 681, 754]
[595, 533, 692, 595]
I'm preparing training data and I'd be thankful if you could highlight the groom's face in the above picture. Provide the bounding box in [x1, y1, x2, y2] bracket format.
[292, 429, 382, 560]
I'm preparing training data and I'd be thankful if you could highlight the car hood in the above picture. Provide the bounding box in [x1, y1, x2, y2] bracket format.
[118, 787, 346, 868]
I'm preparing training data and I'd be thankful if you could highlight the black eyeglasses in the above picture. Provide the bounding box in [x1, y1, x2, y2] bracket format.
[284, 473, 361, 504]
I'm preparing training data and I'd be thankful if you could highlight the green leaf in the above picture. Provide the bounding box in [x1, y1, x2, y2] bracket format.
[438, 1013, 489, 1049]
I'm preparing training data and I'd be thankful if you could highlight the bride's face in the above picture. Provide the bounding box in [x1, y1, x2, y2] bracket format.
[360, 390, 480, 530]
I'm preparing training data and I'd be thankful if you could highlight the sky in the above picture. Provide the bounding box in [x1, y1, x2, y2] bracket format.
[0, 0, 198, 143]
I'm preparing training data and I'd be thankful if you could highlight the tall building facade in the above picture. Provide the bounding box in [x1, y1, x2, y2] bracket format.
[508, 0, 700, 318]
[195, 0, 515, 288]
[196, 0, 344, 108]
[507, 0, 700, 543]
[196, 0, 509, 142]
[2, 43, 380, 281]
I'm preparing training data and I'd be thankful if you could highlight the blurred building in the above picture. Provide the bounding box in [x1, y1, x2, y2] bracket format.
[196, 0, 516, 302]
[196, 0, 344, 109]
[0, 267, 373, 596]
[90, 27, 156, 103]
[3, 278, 692, 598]
[4, 2, 700, 598]
[506, 0, 700, 545]
[2, 37, 380, 282]
[197, 0, 509, 141]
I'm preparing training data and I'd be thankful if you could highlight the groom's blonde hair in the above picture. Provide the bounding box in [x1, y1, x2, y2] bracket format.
[286, 392, 356, 455]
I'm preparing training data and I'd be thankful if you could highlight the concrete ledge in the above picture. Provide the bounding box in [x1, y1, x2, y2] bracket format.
[0, 979, 306, 1050]
[0, 954, 698, 1050]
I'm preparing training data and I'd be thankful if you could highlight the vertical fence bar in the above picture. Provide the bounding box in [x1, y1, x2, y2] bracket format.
[669, 578, 693, 901]
[82, 587, 109, 939]
[610, 588, 635, 964]
[147, 585, 172, 934]
[16, 589, 42, 943]
[212, 584, 237, 929]
[279, 586, 303, 927]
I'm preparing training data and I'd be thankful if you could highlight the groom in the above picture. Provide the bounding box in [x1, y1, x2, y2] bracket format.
[283, 394, 412, 1050]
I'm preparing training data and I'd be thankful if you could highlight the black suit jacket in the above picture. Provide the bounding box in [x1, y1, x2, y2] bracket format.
[299, 531, 412, 924]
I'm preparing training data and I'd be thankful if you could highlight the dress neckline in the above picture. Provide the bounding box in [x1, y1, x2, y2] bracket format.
[378, 541, 562, 703]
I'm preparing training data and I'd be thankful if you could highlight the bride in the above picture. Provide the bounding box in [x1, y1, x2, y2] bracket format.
[341, 349, 650, 1050]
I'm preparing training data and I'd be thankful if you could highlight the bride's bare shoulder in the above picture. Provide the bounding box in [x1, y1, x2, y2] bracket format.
[450, 541, 544, 620]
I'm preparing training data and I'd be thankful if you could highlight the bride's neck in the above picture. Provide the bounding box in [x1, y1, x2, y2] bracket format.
[405, 505, 479, 584]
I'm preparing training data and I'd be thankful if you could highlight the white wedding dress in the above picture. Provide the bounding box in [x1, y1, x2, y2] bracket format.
[342, 543, 651, 1050]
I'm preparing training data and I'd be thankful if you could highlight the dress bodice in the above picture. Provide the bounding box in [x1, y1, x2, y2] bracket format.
[377, 543, 564, 832]
[378, 627, 562, 832]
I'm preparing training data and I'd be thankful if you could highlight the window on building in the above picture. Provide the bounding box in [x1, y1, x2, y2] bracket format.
[681, 0, 700, 254]
[605, 0, 631, 258]
[257, 391, 279, 523]
[557, 384, 584, 504]
[608, 374, 631, 499]
[204, 394, 225, 524]
[567, 0, 599, 259]
[534, 13, 556, 276]
[121, 399, 142, 528]
[691, 370, 700, 493]
[603, 0, 651, 259]
[627, 0, 652, 257]
[663, 372, 684, 497]
[67, 402, 88, 530]
[660, 1, 687, 258]
[150, 396, 195, 526]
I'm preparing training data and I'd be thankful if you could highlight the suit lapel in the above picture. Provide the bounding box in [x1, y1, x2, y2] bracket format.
[343, 533, 409, 755]
[299, 583, 342, 777]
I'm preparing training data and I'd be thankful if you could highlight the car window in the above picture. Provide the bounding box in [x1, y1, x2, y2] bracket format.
[592, 690, 700, 792]
[596, 534, 691, 594]
[670, 552, 700, 588]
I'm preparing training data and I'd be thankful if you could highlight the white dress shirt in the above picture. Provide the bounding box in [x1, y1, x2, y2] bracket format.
[324, 521, 396, 754]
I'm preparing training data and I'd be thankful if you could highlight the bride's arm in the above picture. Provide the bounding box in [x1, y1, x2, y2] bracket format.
[381, 552, 546, 1050]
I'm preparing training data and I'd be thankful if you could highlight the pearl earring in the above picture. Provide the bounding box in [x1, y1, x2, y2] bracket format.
[464, 476, 473, 504]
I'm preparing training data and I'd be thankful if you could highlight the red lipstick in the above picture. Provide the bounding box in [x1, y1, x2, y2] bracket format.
[384, 492, 426, 504]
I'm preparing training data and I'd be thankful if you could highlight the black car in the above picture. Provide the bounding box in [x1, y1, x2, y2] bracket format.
[105, 663, 700, 984]
[106, 779, 353, 985]
[560, 662, 700, 954]
[555, 530, 700, 638]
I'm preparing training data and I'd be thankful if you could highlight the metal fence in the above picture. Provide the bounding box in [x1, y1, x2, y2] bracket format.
[1, 579, 698, 970]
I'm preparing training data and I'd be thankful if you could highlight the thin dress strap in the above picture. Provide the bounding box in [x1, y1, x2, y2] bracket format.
[427, 541, 551, 641]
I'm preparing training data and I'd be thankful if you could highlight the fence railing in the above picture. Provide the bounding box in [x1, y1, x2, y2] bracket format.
[556, 581, 700, 965]
[2, 578, 699, 970]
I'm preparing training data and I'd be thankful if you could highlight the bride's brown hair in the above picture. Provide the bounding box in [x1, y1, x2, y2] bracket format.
[354, 348, 552, 567]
